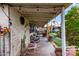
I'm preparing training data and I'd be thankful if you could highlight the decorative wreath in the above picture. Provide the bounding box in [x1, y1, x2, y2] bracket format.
[0, 27, 10, 36]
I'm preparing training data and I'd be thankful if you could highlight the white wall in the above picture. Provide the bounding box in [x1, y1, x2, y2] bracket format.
[0, 4, 30, 56]
[0, 5, 10, 56]
[10, 7, 30, 56]
[0, 5, 9, 28]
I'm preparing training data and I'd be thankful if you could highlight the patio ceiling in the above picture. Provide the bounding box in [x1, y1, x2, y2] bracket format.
[9, 3, 71, 27]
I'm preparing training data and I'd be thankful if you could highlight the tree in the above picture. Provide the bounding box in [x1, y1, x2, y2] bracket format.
[65, 6, 79, 47]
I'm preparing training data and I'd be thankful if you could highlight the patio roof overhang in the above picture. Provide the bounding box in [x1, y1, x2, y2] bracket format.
[9, 3, 71, 27]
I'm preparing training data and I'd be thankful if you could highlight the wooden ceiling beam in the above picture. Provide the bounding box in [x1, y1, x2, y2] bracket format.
[9, 3, 65, 8]
[15, 7, 61, 13]
[29, 21, 47, 27]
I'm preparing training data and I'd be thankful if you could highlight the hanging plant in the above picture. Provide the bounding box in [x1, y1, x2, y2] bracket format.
[21, 34, 26, 48]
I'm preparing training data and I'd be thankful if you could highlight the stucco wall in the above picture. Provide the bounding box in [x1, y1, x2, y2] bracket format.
[0, 5, 9, 28]
[0, 5, 10, 56]
[10, 7, 30, 56]
[0, 4, 30, 56]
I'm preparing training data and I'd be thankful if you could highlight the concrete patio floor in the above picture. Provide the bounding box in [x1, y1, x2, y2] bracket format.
[24, 37, 55, 56]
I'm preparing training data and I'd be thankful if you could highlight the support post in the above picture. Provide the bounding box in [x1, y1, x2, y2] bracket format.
[47, 20, 49, 38]
[61, 7, 66, 56]
[51, 21, 52, 32]
[8, 4, 11, 56]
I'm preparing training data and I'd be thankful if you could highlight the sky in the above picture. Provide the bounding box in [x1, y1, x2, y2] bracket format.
[45, 3, 77, 27]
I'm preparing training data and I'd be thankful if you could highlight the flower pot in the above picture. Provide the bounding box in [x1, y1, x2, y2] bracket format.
[66, 46, 76, 56]
[55, 48, 62, 56]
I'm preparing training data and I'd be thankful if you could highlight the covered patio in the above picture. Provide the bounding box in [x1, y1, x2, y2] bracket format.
[0, 3, 70, 56]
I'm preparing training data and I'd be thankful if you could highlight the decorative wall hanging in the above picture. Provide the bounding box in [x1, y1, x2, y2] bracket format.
[0, 27, 10, 36]
[20, 16, 25, 25]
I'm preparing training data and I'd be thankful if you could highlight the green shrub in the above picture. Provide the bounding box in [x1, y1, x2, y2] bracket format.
[76, 50, 79, 56]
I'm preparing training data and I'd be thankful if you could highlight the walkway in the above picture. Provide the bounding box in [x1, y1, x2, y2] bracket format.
[24, 37, 55, 56]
